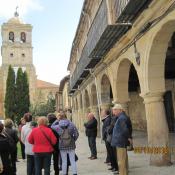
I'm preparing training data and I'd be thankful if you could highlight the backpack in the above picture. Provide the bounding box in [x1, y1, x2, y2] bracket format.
[60, 125, 72, 147]
[0, 134, 11, 152]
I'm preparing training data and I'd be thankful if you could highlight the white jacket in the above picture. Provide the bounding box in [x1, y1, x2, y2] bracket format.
[21, 122, 34, 155]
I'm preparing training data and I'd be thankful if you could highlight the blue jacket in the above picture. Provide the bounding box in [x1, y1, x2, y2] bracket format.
[111, 112, 130, 148]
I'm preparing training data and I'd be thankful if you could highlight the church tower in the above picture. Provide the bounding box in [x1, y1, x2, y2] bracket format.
[0, 9, 37, 117]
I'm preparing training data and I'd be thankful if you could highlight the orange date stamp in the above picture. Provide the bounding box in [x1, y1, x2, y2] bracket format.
[134, 147, 175, 154]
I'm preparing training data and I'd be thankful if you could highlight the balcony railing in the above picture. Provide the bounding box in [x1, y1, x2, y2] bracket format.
[70, 0, 152, 92]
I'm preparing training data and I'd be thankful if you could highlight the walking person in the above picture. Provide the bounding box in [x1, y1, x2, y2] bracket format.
[4, 119, 18, 175]
[0, 121, 12, 175]
[84, 113, 98, 160]
[52, 113, 79, 175]
[111, 104, 132, 175]
[28, 116, 57, 175]
[21, 113, 35, 175]
[47, 113, 60, 175]
[18, 118, 26, 161]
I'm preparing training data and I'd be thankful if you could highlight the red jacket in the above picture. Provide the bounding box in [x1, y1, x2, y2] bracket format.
[28, 125, 57, 153]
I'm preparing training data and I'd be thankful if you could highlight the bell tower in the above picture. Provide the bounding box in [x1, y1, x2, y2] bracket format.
[0, 9, 37, 117]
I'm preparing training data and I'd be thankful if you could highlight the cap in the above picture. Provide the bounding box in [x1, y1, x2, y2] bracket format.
[112, 104, 124, 110]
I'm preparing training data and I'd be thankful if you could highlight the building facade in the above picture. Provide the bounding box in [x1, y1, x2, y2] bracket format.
[68, 0, 175, 166]
[0, 12, 59, 117]
[0, 12, 37, 117]
[56, 75, 72, 120]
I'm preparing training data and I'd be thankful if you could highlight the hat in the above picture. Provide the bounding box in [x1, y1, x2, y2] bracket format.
[112, 104, 124, 110]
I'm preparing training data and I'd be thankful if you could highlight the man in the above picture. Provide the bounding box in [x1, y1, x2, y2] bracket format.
[84, 113, 98, 160]
[111, 104, 132, 175]
[21, 113, 35, 175]
[101, 109, 111, 164]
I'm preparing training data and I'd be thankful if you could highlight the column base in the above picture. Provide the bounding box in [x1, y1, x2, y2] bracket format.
[150, 154, 172, 166]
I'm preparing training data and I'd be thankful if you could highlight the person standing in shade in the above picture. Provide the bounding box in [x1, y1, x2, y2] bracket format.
[47, 113, 60, 175]
[84, 113, 98, 160]
[4, 119, 18, 175]
[111, 104, 132, 175]
[21, 113, 35, 175]
[101, 109, 111, 164]
[18, 118, 26, 161]
[0, 121, 12, 175]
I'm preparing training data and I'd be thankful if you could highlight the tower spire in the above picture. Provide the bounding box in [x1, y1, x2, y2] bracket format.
[14, 6, 19, 17]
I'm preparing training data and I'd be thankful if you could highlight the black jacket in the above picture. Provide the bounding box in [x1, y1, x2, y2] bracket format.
[4, 127, 18, 145]
[102, 115, 111, 141]
[84, 117, 97, 137]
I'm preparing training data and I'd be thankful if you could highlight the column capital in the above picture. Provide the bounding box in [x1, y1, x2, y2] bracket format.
[140, 92, 164, 104]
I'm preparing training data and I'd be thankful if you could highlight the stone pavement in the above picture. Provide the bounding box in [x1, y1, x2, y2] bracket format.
[17, 131, 175, 175]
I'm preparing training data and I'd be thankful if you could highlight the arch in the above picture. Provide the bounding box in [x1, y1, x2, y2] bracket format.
[115, 58, 141, 103]
[146, 20, 175, 93]
[21, 32, 26, 43]
[101, 74, 113, 104]
[91, 84, 98, 106]
[9, 31, 14, 42]
[84, 89, 90, 108]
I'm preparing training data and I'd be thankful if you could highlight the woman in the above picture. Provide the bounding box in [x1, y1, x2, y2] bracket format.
[18, 118, 26, 161]
[21, 113, 35, 175]
[0, 121, 12, 175]
[52, 113, 79, 175]
[4, 119, 18, 175]
[28, 116, 57, 175]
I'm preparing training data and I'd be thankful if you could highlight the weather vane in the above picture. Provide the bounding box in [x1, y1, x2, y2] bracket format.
[14, 6, 19, 17]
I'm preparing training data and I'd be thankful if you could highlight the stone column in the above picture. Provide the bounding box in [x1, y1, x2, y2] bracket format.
[142, 92, 171, 166]
[91, 106, 101, 137]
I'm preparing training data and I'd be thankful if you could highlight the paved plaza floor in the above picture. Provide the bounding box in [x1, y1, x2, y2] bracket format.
[17, 131, 175, 175]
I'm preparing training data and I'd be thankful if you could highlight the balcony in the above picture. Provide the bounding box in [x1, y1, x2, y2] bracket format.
[70, 0, 152, 92]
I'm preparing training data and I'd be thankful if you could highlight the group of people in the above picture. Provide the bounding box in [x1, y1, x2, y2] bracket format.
[0, 103, 132, 175]
[84, 104, 132, 175]
[0, 111, 79, 175]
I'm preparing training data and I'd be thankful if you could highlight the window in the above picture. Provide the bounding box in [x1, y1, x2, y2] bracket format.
[9, 32, 14, 42]
[22, 53, 25, 57]
[21, 32, 26, 43]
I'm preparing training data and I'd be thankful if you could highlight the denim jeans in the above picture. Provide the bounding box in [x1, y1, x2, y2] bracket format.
[88, 136, 97, 157]
[60, 150, 77, 175]
[27, 155, 35, 175]
[34, 153, 52, 175]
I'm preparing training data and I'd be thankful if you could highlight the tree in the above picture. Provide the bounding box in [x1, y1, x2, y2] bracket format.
[22, 71, 30, 112]
[15, 68, 30, 123]
[4, 65, 16, 120]
[31, 95, 56, 116]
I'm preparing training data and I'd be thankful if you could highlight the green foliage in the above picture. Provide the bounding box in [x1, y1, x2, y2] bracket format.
[4, 65, 16, 120]
[15, 68, 30, 123]
[31, 95, 56, 116]
[4, 66, 30, 123]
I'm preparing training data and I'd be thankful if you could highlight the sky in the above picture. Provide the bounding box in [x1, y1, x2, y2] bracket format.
[0, 0, 84, 85]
